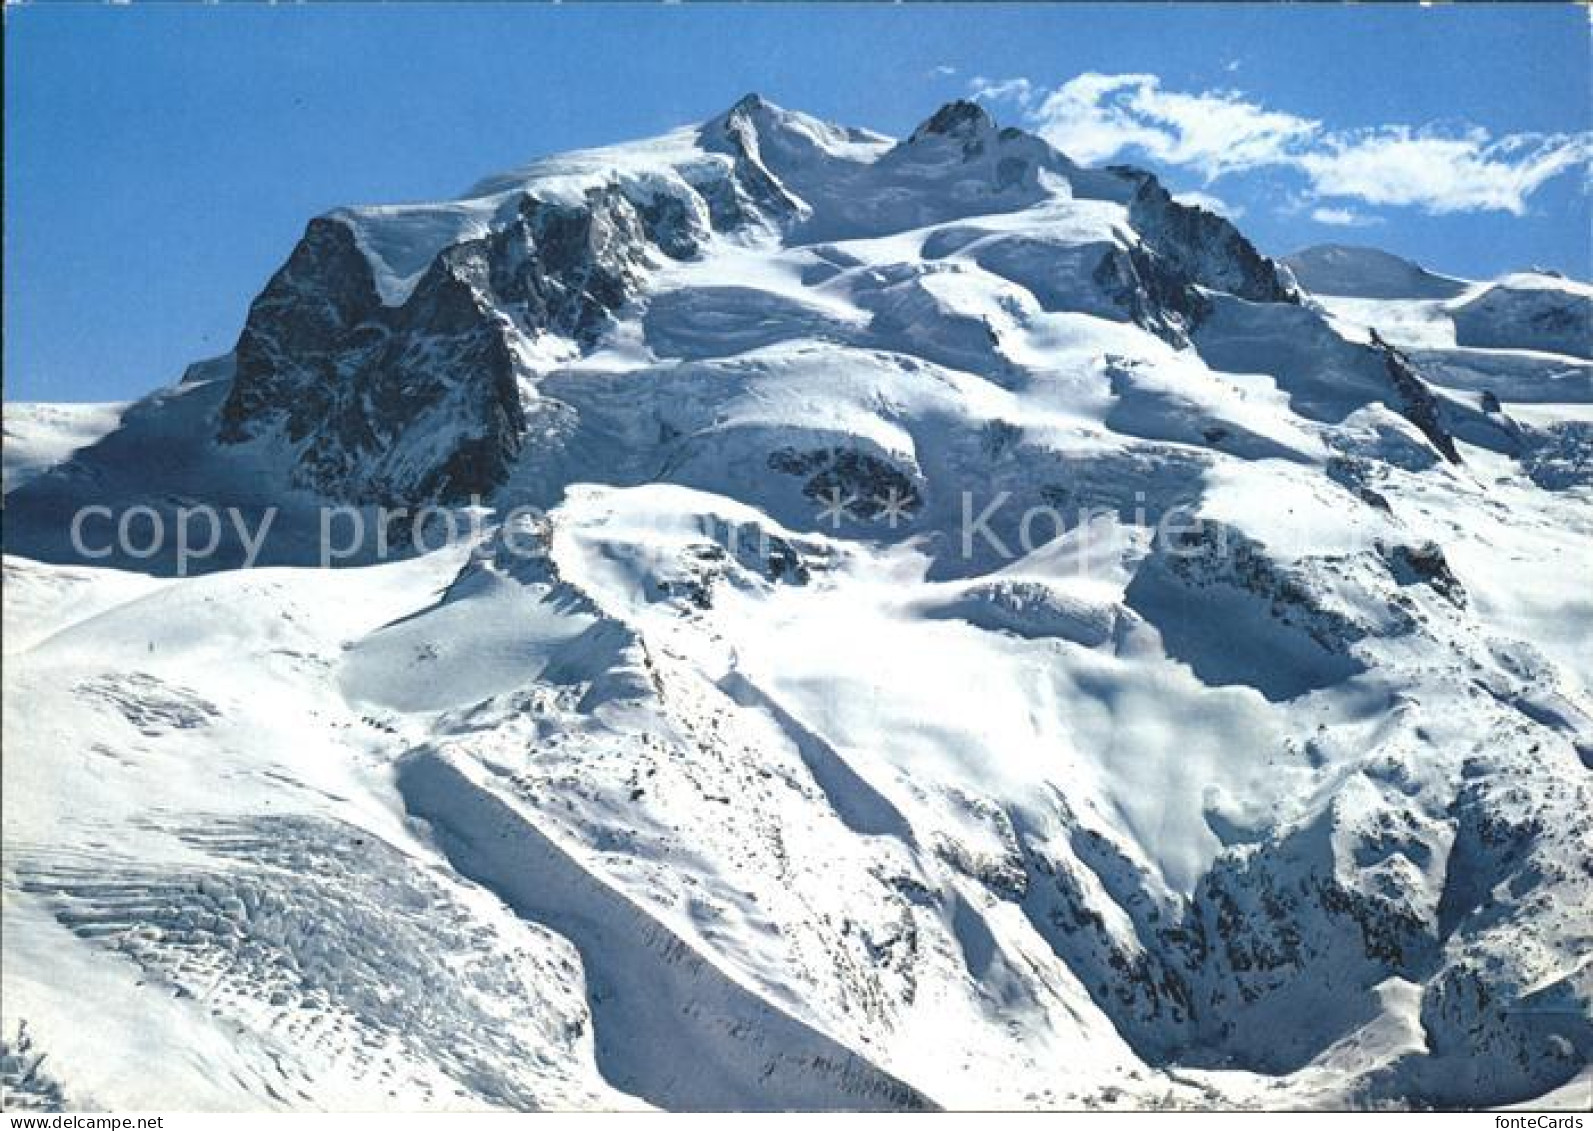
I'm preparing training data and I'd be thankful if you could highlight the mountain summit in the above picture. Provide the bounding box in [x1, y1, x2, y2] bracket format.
[194, 96, 1312, 506]
[907, 98, 998, 144]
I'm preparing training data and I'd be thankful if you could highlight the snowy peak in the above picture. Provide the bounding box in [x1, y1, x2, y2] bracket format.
[702, 93, 890, 178]
[698, 95, 816, 220]
[1285, 244, 1470, 300]
[1449, 271, 1593, 358]
[200, 99, 1323, 506]
[1295, 247, 1593, 360]
[709, 93, 887, 154]
[906, 99, 998, 146]
[891, 98, 1068, 185]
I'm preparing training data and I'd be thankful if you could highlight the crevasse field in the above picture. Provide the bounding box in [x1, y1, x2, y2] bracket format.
[3, 97, 1591, 1111]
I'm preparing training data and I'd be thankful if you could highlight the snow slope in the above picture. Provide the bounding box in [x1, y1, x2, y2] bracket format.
[1288, 248, 1591, 364]
[2, 402, 127, 493]
[1449, 273, 1593, 360]
[4, 97, 1590, 1112]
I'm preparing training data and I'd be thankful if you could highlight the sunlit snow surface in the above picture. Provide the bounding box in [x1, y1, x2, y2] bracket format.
[1, 403, 127, 493]
[4, 102, 1591, 1111]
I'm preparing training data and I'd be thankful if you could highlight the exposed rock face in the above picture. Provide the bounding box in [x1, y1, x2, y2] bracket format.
[1378, 540, 1467, 607]
[1016, 810, 1202, 1062]
[220, 187, 704, 503]
[1118, 171, 1301, 306]
[1412, 761, 1593, 1106]
[463, 188, 671, 341]
[1521, 421, 1593, 489]
[907, 99, 998, 149]
[218, 218, 383, 441]
[1187, 782, 1449, 1072]
[1370, 331, 1463, 465]
[768, 447, 922, 520]
[1093, 245, 1212, 347]
[698, 95, 810, 225]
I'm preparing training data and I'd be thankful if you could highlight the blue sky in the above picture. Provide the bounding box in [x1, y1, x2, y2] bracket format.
[6, 3, 1589, 402]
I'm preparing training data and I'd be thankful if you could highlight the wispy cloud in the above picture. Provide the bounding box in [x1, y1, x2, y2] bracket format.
[1022, 73, 1317, 180]
[1297, 128, 1590, 214]
[1174, 191, 1245, 220]
[972, 72, 1591, 216]
[1309, 206, 1382, 228]
[967, 76, 1035, 109]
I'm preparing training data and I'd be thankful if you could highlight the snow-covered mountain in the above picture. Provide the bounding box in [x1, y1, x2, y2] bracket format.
[1284, 244, 1471, 302]
[1285, 244, 1592, 362]
[4, 96, 1590, 1111]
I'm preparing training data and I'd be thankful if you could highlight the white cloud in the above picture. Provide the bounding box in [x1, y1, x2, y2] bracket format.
[968, 76, 1035, 110]
[1025, 73, 1317, 178]
[932, 65, 958, 78]
[1298, 127, 1592, 215]
[1309, 206, 1382, 228]
[972, 72, 1591, 216]
[1174, 191, 1245, 220]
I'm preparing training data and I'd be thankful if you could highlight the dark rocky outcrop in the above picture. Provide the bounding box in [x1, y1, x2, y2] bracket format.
[1115, 169, 1300, 307]
[220, 186, 704, 504]
[1015, 809, 1202, 1062]
[219, 218, 384, 442]
[1370, 331, 1463, 465]
[1093, 245, 1213, 347]
[1378, 540, 1467, 608]
[768, 447, 922, 521]
[1186, 789, 1446, 1073]
[907, 99, 997, 151]
[1520, 421, 1593, 490]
